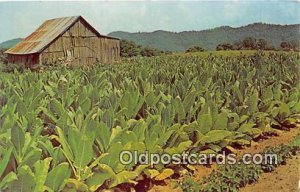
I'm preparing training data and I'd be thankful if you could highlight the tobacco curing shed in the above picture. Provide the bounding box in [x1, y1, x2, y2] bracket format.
[5, 16, 120, 66]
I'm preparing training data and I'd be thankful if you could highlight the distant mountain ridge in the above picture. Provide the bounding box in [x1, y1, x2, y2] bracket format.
[0, 38, 23, 50]
[108, 23, 300, 51]
[1, 23, 299, 52]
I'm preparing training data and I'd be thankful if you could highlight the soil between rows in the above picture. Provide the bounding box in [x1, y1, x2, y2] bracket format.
[149, 126, 300, 192]
[240, 154, 300, 192]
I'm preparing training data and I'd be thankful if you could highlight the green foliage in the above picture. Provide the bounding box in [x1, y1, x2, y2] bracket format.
[45, 163, 71, 191]
[177, 133, 300, 192]
[217, 37, 277, 51]
[120, 39, 168, 57]
[185, 46, 205, 53]
[216, 43, 234, 51]
[109, 23, 300, 51]
[0, 52, 299, 191]
[280, 40, 300, 51]
[120, 40, 140, 57]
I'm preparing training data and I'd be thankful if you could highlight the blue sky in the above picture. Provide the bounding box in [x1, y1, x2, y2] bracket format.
[0, 1, 299, 42]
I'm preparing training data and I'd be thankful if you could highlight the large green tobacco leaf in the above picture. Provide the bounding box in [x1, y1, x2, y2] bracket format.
[161, 104, 175, 126]
[232, 82, 244, 105]
[120, 87, 144, 119]
[109, 170, 138, 188]
[262, 85, 273, 103]
[11, 124, 25, 162]
[45, 163, 71, 191]
[49, 98, 66, 118]
[96, 121, 111, 152]
[145, 92, 161, 108]
[277, 103, 291, 119]
[273, 84, 282, 101]
[56, 127, 74, 163]
[68, 128, 95, 169]
[167, 124, 190, 147]
[33, 157, 52, 192]
[0, 105, 18, 133]
[120, 131, 138, 144]
[238, 123, 262, 139]
[238, 123, 255, 132]
[101, 108, 115, 129]
[86, 164, 116, 189]
[79, 98, 92, 115]
[288, 88, 299, 103]
[131, 119, 146, 142]
[0, 172, 17, 190]
[183, 90, 196, 113]
[197, 113, 212, 134]
[64, 178, 89, 192]
[165, 140, 192, 154]
[98, 142, 124, 171]
[246, 90, 259, 114]
[213, 112, 228, 130]
[173, 97, 186, 123]
[8, 166, 35, 192]
[0, 146, 13, 177]
[86, 169, 111, 191]
[202, 130, 233, 144]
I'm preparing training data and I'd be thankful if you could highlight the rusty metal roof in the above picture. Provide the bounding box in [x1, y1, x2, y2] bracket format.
[5, 16, 119, 55]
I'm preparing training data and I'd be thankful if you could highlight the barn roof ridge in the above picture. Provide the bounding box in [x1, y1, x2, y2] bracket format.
[5, 15, 119, 55]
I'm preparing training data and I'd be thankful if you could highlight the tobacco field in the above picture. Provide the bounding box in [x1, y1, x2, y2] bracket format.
[0, 52, 299, 191]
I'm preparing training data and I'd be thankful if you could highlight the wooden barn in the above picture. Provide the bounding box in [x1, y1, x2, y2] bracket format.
[4, 16, 120, 66]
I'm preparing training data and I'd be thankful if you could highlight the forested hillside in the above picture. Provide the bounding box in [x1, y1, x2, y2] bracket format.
[109, 23, 300, 51]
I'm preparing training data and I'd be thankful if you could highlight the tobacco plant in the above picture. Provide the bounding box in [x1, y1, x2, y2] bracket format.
[0, 52, 299, 191]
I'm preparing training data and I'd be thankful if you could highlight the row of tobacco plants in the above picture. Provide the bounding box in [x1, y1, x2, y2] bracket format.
[0, 52, 299, 191]
[178, 133, 300, 192]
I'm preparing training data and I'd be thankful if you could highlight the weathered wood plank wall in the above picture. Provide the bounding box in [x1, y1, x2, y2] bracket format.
[40, 19, 120, 65]
[7, 54, 39, 66]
